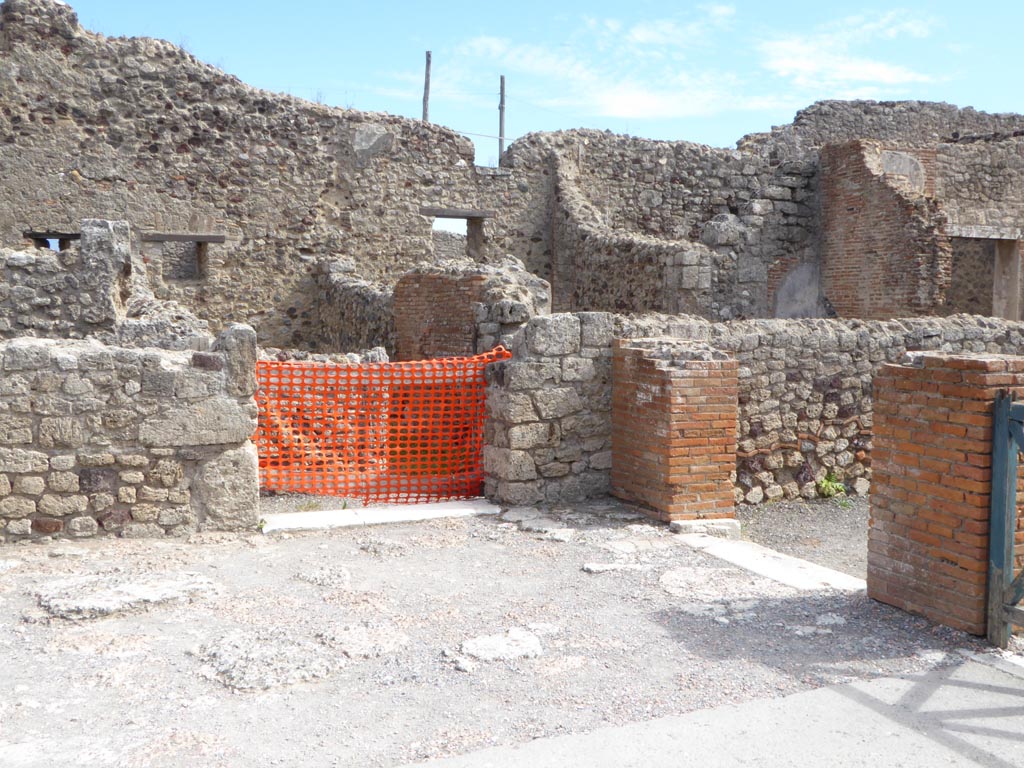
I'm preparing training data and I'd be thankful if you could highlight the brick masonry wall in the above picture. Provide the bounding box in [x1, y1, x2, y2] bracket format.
[820, 141, 950, 319]
[868, 353, 1024, 635]
[611, 339, 737, 521]
[393, 260, 550, 361]
[0, 325, 259, 541]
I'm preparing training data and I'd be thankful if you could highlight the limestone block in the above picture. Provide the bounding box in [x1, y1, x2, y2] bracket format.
[526, 315, 581, 357]
[91, 493, 115, 511]
[38, 417, 85, 448]
[589, 450, 613, 470]
[5, 519, 32, 536]
[78, 453, 115, 467]
[0, 475, 9, 496]
[483, 447, 537, 482]
[3, 340, 51, 371]
[140, 400, 255, 447]
[562, 357, 595, 382]
[494, 481, 544, 506]
[508, 422, 559, 450]
[578, 313, 615, 348]
[191, 443, 260, 531]
[138, 486, 169, 502]
[119, 471, 145, 484]
[0, 448, 49, 473]
[533, 388, 582, 420]
[121, 523, 165, 538]
[486, 390, 537, 422]
[502, 362, 561, 391]
[67, 516, 99, 537]
[0, 496, 35, 518]
[0, 415, 33, 444]
[213, 324, 258, 398]
[149, 459, 184, 488]
[12, 476, 44, 496]
[50, 455, 76, 471]
[116, 454, 150, 467]
[38, 494, 88, 517]
[118, 487, 137, 504]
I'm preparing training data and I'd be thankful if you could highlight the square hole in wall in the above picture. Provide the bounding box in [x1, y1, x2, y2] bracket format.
[160, 241, 208, 280]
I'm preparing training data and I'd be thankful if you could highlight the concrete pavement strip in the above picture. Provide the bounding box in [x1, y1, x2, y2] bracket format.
[402, 656, 1024, 768]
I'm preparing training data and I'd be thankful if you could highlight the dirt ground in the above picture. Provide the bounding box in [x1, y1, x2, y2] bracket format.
[0, 496, 1017, 767]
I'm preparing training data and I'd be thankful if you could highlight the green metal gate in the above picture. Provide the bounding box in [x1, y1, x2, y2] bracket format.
[987, 391, 1024, 647]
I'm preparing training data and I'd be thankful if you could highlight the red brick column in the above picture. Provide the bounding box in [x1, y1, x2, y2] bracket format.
[611, 339, 738, 522]
[869, 353, 1024, 635]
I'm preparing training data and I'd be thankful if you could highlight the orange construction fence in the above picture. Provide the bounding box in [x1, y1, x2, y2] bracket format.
[254, 346, 512, 504]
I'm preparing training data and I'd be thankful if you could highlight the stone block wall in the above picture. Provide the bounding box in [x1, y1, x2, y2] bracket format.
[484, 313, 620, 505]
[820, 141, 950, 319]
[611, 339, 737, 521]
[0, 325, 259, 540]
[868, 353, 1024, 635]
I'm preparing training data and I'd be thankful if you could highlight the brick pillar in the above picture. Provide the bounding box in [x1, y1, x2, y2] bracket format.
[869, 353, 1024, 635]
[611, 339, 738, 522]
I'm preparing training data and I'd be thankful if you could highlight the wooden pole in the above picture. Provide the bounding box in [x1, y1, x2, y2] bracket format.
[498, 75, 506, 157]
[423, 51, 431, 122]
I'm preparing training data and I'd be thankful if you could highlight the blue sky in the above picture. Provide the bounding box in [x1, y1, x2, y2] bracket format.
[67, 1, 1023, 166]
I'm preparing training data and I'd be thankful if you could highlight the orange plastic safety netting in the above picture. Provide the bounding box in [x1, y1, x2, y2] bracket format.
[254, 346, 512, 503]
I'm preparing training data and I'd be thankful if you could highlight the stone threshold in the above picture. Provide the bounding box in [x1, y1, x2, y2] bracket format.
[260, 499, 500, 533]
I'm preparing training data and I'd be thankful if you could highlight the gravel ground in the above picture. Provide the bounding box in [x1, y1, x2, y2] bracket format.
[0, 496, 1017, 768]
[737, 495, 870, 579]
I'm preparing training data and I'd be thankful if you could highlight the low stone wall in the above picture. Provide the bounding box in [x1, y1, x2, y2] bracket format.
[0, 325, 259, 540]
[484, 312, 1024, 507]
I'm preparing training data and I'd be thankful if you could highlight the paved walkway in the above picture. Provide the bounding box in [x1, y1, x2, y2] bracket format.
[404, 655, 1024, 768]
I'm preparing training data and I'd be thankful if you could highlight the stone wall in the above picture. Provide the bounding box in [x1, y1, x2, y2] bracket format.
[819, 141, 950, 318]
[934, 136, 1024, 237]
[504, 132, 820, 321]
[0, 0, 526, 349]
[943, 238, 994, 316]
[0, 220, 130, 339]
[0, 325, 259, 541]
[312, 262, 395, 356]
[484, 312, 1024, 507]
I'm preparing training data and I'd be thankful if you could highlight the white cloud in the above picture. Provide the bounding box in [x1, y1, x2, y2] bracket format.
[758, 11, 936, 90]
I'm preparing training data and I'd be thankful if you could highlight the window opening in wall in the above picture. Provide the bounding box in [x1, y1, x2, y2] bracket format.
[23, 231, 80, 251]
[420, 206, 494, 263]
[140, 232, 224, 282]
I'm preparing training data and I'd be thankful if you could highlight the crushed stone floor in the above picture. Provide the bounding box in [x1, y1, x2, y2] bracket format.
[0, 497, 1018, 767]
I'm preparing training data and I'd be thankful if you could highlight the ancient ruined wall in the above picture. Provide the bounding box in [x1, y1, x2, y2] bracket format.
[484, 312, 1024, 507]
[312, 262, 395, 356]
[740, 100, 1024, 160]
[942, 238, 994, 316]
[819, 141, 950, 318]
[0, 0, 524, 350]
[0, 326, 259, 540]
[933, 136, 1024, 237]
[0, 220, 130, 339]
[392, 259, 550, 361]
[504, 131, 820, 321]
